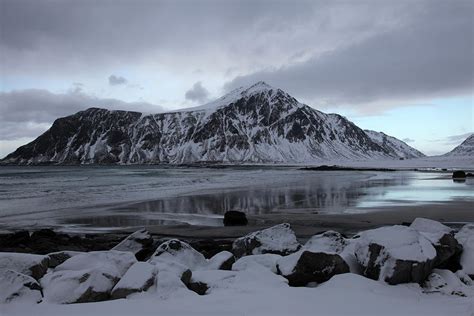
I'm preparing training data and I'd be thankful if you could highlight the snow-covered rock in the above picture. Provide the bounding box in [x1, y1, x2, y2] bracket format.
[423, 269, 474, 297]
[188, 270, 237, 295]
[455, 223, 474, 278]
[207, 251, 235, 270]
[41, 250, 137, 304]
[0, 269, 43, 304]
[276, 250, 350, 286]
[364, 130, 425, 159]
[110, 262, 157, 299]
[354, 225, 437, 284]
[149, 239, 207, 270]
[112, 229, 154, 261]
[152, 260, 191, 299]
[47, 251, 83, 268]
[232, 223, 301, 258]
[443, 134, 474, 156]
[232, 254, 282, 274]
[0, 252, 49, 280]
[410, 218, 462, 268]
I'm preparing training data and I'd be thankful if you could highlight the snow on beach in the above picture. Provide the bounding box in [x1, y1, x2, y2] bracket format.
[1, 221, 473, 316]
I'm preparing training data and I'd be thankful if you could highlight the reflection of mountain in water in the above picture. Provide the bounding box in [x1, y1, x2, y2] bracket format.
[120, 174, 412, 216]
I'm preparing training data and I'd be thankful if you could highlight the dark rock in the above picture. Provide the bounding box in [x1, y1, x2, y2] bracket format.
[208, 251, 235, 270]
[189, 239, 233, 259]
[452, 170, 466, 179]
[277, 251, 350, 286]
[47, 251, 82, 268]
[30, 229, 56, 240]
[186, 281, 209, 295]
[223, 211, 248, 226]
[354, 225, 437, 285]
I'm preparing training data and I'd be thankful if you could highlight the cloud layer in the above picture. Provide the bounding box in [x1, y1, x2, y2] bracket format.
[185, 82, 210, 103]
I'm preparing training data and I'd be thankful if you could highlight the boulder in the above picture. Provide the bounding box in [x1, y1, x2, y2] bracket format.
[423, 269, 474, 297]
[0, 252, 49, 280]
[303, 230, 359, 274]
[110, 262, 157, 299]
[354, 225, 437, 285]
[233, 254, 282, 274]
[112, 229, 154, 261]
[455, 224, 474, 278]
[277, 251, 349, 286]
[232, 223, 301, 258]
[149, 239, 207, 270]
[410, 218, 462, 269]
[41, 250, 137, 304]
[207, 251, 235, 270]
[0, 269, 43, 304]
[223, 211, 248, 226]
[452, 170, 466, 179]
[186, 270, 237, 295]
[47, 251, 83, 268]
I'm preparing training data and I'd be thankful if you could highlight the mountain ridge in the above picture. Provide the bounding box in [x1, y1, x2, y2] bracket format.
[1, 82, 425, 165]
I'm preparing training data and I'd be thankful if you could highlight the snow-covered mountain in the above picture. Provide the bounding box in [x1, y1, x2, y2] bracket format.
[444, 134, 474, 157]
[364, 130, 425, 159]
[1, 82, 425, 165]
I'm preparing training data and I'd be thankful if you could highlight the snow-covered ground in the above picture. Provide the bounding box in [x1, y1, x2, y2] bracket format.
[2, 272, 472, 316]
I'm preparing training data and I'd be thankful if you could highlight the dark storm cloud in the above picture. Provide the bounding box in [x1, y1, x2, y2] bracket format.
[0, 89, 164, 140]
[185, 82, 210, 103]
[225, 1, 474, 108]
[108, 75, 128, 86]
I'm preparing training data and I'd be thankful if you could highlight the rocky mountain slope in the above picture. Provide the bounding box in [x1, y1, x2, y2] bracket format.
[1, 82, 425, 165]
[444, 134, 474, 157]
[364, 130, 425, 159]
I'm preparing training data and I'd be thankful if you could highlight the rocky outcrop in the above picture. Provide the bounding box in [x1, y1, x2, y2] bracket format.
[354, 225, 437, 285]
[232, 223, 301, 258]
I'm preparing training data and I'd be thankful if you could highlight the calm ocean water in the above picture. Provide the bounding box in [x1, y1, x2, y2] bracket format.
[0, 166, 472, 232]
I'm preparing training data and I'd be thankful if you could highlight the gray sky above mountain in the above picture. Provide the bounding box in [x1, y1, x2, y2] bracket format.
[0, 0, 473, 156]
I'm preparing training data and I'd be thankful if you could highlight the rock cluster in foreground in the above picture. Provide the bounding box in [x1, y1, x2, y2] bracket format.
[0, 218, 473, 304]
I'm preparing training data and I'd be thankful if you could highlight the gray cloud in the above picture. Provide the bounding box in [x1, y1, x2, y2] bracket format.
[402, 138, 415, 143]
[0, 89, 165, 141]
[109, 75, 128, 86]
[185, 82, 210, 103]
[443, 133, 473, 145]
[225, 1, 474, 111]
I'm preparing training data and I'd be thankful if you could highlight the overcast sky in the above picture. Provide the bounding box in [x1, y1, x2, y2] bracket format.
[0, 0, 473, 157]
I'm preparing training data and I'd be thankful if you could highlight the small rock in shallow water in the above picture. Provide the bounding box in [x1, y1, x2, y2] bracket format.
[223, 211, 248, 226]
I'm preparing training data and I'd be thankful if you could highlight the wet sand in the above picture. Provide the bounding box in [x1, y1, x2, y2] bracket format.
[139, 200, 473, 239]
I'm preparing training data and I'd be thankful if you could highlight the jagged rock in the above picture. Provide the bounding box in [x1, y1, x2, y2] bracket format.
[455, 224, 474, 278]
[0, 269, 43, 304]
[41, 250, 137, 304]
[186, 281, 209, 295]
[232, 223, 301, 258]
[110, 262, 157, 299]
[207, 251, 235, 270]
[47, 251, 83, 268]
[149, 239, 207, 270]
[112, 229, 154, 261]
[0, 252, 49, 280]
[277, 251, 350, 286]
[410, 218, 462, 269]
[232, 254, 282, 273]
[354, 225, 437, 285]
[223, 211, 248, 226]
